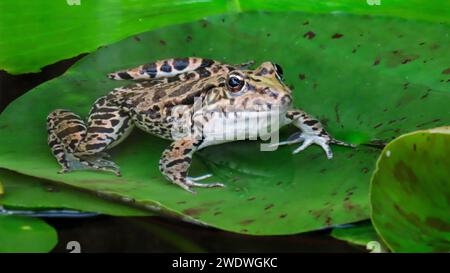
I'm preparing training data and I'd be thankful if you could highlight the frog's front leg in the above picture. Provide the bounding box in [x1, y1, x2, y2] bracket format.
[275, 110, 354, 159]
[159, 137, 224, 194]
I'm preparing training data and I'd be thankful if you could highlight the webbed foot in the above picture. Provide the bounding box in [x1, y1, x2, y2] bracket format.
[58, 153, 121, 176]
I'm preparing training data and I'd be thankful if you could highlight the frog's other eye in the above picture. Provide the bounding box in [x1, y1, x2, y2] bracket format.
[227, 74, 246, 93]
[273, 63, 284, 81]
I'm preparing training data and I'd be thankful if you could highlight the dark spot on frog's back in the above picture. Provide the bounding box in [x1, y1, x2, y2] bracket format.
[160, 61, 172, 73]
[173, 58, 190, 71]
[196, 67, 211, 78]
[200, 58, 214, 67]
[142, 63, 157, 78]
[118, 72, 133, 80]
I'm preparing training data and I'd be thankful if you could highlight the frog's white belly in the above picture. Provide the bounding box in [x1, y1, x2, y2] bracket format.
[197, 110, 288, 149]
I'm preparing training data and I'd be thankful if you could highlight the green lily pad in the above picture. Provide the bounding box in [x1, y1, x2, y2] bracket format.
[0, 169, 152, 216]
[0, 11, 448, 235]
[0, 215, 57, 253]
[371, 127, 450, 252]
[1, 0, 447, 74]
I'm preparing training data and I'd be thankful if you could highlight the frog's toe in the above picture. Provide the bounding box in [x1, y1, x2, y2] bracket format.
[183, 174, 225, 190]
[85, 160, 121, 176]
[291, 133, 334, 159]
[269, 132, 304, 148]
[185, 179, 225, 189]
[67, 155, 122, 176]
[188, 173, 213, 181]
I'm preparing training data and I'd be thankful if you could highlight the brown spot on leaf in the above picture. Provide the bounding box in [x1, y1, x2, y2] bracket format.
[394, 161, 418, 191]
[133, 36, 141, 42]
[159, 40, 166, 46]
[332, 33, 343, 39]
[298, 73, 306, 80]
[373, 123, 383, 129]
[334, 104, 340, 124]
[401, 58, 413, 64]
[416, 118, 441, 128]
[425, 217, 450, 232]
[264, 204, 274, 211]
[442, 68, 450, 75]
[183, 207, 207, 217]
[374, 58, 381, 66]
[200, 200, 224, 207]
[429, 44, 440, 50]
[186, 35, 192, 43]
[394, 204, 422, 226]
[239, 219, 255, 226]
[303, 21, 309, 25]
[279, 214, 287, 219]
[247, 196, 256, 201]
[303, 31, 316, 39]
[313, 82, 318, 90]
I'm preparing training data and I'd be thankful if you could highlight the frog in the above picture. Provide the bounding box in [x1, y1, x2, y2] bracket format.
[47, 57, 353, 193]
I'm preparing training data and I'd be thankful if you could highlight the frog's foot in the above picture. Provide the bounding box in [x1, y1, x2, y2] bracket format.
[59, 153, 121, 176]
[272, 132, 355, 159]
[170, 174, 224, 194]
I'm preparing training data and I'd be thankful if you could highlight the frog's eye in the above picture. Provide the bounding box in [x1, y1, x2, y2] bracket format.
[273, 63, 284, 81]
[227, 74, 246, 93]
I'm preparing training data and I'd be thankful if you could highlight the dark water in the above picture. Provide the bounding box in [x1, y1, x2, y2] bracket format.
[45, 215, 364, 253]
[0, 56, 365, 253]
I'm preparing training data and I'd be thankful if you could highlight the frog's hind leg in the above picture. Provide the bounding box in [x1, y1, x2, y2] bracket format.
[47, 109, 118, 174]
[107, 57, 223, 81]
[47, 109, 87, 173]
[159, 137, 224, 194]
[47, 97, 134, 176]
